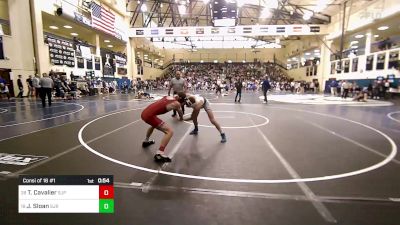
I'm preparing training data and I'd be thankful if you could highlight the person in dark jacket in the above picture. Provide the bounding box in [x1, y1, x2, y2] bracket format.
[235, 79, 243, 103]
[17, 75, 23, 98]
[262, 76, 271, 103]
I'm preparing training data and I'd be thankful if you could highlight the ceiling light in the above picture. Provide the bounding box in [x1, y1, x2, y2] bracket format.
[264, 0, 278, 9]
[214, 60, 218, 63]
[49, 26, 59, 29]
[70, 33, 78, 36]
[107, 45, 113, 47]
[260, 8, 271, 18]
[160, 3, 163, 8]
[303, 11, 312, 20]
[351, 45, 358, 49]
[305, 52, 311, 56]
[242, 60, 246, 63]
[228, 60, 232, 63]
[374, 34, 379, 38]
[378, 26, 389, 31]
[63, 25, 72, 29]
[355, 34, 364, 38]
[104, 40, 111, 43]
[200, 60, 204, 63]
[292, 57, 297, 60]
[178, 5, 186, 14]
[350, 40, 359, 45]
[237, 0, 245, 7]
[314, 3, 327, 13]
[314, 49, 320, 52]
[284, 34, 288, 38]
[141, 4, 147, 12]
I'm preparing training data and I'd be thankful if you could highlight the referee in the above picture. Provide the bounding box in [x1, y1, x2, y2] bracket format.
[168, 70, 186, 117]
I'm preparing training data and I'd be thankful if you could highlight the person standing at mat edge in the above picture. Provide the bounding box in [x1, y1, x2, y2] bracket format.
[184, 94, 226, 143]
[235, 78, 243, 103]
[17, 75, 23, 98]
[168, 70, 186, 117]
[262, 76, 271, 103]
[39, 73, 54, 107]
[141, 92, 186, 163]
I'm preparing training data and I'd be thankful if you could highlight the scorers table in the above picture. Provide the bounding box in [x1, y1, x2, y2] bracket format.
[18, 175, 114, 213]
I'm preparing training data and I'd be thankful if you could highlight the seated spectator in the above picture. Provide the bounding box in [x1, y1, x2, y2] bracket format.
[0, 83, 11, 100]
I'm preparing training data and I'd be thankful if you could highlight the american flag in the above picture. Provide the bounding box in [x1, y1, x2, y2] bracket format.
[91, 2, 115, 36]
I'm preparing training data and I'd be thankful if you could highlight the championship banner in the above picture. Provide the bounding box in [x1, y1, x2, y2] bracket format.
[352, 58, 358, 72]
[115, 54, 127, 67]
[0, 36, 4, 60]
[129, 25, 328, 37]
[86, 57, 93, 70]
[344, 60, 350, 73]
[77, 57, 85, 69]
[94, 57, 101, 70]
[330, 62, 336, 74]
[47, 36, 75, 67]
[376, 53, 385, 70]
[366, 55, 374, 71]
[101, 50, 115, 78]
[388, 50, 399, 69]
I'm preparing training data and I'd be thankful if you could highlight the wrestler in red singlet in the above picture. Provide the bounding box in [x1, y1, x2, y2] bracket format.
[141, 93, 186, 163]
[141, 96, 179, 128]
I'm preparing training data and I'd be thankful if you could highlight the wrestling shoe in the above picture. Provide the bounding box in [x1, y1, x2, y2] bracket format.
[189, 129, 198, 135]
[142, 140, 155, 148]
[221, 133, 227, 143]
[154, 154, 172, 163]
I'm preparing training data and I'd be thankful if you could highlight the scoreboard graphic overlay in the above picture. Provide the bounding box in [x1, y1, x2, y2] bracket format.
[19, 175, 114, 213]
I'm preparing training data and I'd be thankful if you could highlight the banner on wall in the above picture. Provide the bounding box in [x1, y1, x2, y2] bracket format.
[86, 57, 93, 70]
[330, 62, 335, 74]
[94, 57, 101, 70]
[80, 45, 92, 59]
[101, 50, 115, 78]
[129, 25, 328, 37]
[388, 51, 399, 69]
[0, 36, 4, 60]
[47, 36, 75, 67]
[376, 53, 385, 70]
[352, 58, 358, 72]
[118, 68, 127, 75]
[77, 57, 85, 68]
[366, 55, 374, 71]
[115, 54, 127, 67]
[344, 60, 350, 73]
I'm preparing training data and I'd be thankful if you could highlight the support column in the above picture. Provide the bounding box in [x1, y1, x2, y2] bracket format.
[129, 38, 138, 79]
[7, 0, 36, 96]
[30, 0, 47, 77]
[365, 29, 372, 55]
[317, 38, 333, 91]
[95, 34, 100, 56]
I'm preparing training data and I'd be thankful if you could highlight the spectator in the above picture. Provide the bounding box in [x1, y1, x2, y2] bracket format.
[39, 73, 54, 107]
[32, 74, 41, 98]
[17, 75, 23, 98]
[262, 76, 271, 103]
[26, 75, 34, 97]
[235, 78, 243, 103]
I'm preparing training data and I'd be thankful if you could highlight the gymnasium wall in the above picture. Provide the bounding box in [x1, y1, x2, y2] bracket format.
[0, 0, 35, 96]
[163, 48, 285, 63]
